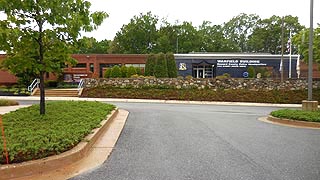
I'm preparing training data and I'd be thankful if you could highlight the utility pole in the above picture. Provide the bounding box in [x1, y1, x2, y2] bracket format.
[302, 0, 318, 111]
[280, 17, 284, 82]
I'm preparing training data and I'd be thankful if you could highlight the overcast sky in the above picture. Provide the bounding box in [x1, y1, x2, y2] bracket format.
[84, 0, 320, 41]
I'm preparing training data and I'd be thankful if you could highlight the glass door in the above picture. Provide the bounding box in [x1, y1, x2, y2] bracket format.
[193, 65, 214, 78]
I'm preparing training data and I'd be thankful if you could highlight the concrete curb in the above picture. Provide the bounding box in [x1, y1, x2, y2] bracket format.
[259, 116, 320, 129]
[0, 108, 119, 180]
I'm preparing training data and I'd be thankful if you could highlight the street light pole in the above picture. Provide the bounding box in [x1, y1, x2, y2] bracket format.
[308, 0, 313, 101]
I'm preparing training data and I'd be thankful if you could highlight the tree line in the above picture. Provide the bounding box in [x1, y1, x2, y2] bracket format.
[77, 12, 319, 63]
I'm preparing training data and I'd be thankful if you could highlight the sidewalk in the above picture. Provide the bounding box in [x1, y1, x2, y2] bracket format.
[0, 105, 30, 115]
[0, 96, 306, 108]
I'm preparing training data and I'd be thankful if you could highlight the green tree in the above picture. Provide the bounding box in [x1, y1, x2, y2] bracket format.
[127, 66, 137, 77]
[223, 13, 260, 52]
[109, 12, 159, 54]
[166, 52, 177, 78]
[75, 37, 110, 54]
[110, 65, 121, 78]
[145, 54, 156, 76]
[247, 15, 304, 54]
[293, 27, 320, 63]
[120, 65, 128, 78]
[154, 53, 168, 78]
[0, 0, 107, 114]
[198, 21, 239, 52]
[154, 21, 177, 53]
[176, 22, 201, 53]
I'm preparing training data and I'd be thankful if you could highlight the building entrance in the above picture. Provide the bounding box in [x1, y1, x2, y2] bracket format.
[193, 65, 215, 78]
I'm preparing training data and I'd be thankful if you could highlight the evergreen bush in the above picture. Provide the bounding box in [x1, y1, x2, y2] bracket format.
[154, 53, 168, 78]
[104, 68, 112, 78]
[247, 66, 256, 78]
[166, 52, 177, 78]
[127, 66, 137, 77]
[135, 67, 142, 75]
[120, 65, 128, 78]
[110, 65, 121, 78]
[145, 54, 156, 76]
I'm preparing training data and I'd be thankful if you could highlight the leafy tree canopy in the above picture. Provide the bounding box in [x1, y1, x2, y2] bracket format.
[75, 37, 110, 54]
[293, 27, 320, 63]
[0, 0, 107, 114]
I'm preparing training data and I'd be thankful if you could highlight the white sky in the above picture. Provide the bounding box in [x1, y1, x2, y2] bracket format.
[84, 0, 320, 41]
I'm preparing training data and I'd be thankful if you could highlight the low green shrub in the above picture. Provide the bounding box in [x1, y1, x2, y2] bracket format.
[45, 80, 58, 88]
[271, 109, 320, 122]
[104, 68, 112, 78]
[0, 101, 115, 164]
[0, 99, 19, 106]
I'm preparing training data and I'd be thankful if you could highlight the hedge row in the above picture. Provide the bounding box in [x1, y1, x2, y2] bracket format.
[81, 87, 320, 104]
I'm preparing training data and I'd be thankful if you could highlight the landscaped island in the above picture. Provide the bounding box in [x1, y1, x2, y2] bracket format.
[0, 101, 115, 164]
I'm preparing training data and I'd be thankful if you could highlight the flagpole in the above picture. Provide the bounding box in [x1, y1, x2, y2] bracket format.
[289, 29, 292, 79]
[280, 17, 284, 82]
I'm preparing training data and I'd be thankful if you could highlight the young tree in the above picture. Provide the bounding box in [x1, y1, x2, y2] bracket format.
[0, 0, 107, 114]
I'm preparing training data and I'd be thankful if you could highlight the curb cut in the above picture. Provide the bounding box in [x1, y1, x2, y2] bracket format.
[259, 116, 320, 129]
[0, 108, 119, 180]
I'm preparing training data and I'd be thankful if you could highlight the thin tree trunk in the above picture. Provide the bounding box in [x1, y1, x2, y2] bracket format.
[39, 71, 45, 115]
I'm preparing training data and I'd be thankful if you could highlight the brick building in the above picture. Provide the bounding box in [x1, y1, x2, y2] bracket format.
[0, 54, 147, 85]
[0, 53, 319, 85]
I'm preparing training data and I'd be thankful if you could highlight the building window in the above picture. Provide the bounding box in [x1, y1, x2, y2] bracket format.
[125, 64, 145, 68]
[75, 63, 86, 68]
[90, 63, 94, 72]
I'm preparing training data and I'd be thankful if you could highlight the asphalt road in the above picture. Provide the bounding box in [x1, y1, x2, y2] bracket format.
[63, 102, 319, 180]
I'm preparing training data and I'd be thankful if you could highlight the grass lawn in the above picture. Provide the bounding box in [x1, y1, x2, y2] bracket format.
[0, 99, 19, 106]
[0, 101, 115, 164]
[271, 109, 320, 122]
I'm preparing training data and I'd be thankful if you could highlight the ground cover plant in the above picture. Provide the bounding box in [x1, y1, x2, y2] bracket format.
[0, 86, 30, 96]
[81, 86, 320, 104]
[0, 99, 19, 106]
[0, 101, 115, 164]
[271, 109, 320, 122]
